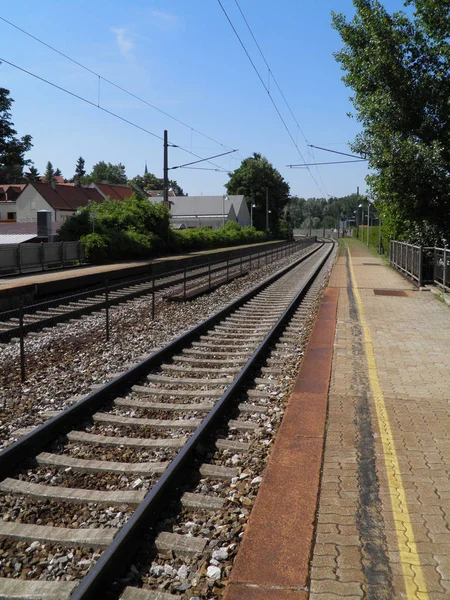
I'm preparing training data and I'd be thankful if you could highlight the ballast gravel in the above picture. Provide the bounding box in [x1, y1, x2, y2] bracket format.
[0, 249, 314, 449]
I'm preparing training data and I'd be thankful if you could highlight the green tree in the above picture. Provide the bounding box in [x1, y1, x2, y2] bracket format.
[74, 156, 86, 185]
[54, 167, 62, 178]
[129, 171, 184, 197]
[58, 193, 170, 262]
[44, 161, 56, 187]
[24, 165, 40, 182]
[332, 0, 450, 245]
[288, 197, 307, 227]
[84, 161, 127, 185]
[0, 87, 33, 183]
[225, 153, 290, 232]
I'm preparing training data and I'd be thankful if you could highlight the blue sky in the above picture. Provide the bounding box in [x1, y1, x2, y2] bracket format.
[1, 0, 406, 199]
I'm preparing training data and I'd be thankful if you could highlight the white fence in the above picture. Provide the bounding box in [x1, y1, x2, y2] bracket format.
[0, 242, 84, 275]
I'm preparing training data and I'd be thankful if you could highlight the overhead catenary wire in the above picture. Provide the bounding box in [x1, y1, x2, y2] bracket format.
[170, 149, 238, 170]
[0, 15, 235, 154]
[217, 0, 328, 197]
[0, 57, 230, 173]
[288, 159, 368, 167]
[308, 144, 367, 160]
[233, 0, 309, 145]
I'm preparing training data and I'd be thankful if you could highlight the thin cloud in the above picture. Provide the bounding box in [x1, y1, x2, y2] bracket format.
[111, 27, 134, 58]
[151, 9, 179, 29]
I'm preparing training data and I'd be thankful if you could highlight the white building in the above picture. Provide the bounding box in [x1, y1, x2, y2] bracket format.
[161, 195, 251, 230]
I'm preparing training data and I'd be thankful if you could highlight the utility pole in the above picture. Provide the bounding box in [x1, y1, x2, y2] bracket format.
[163, 129, 169, 208]
[356, 186, 359, 238]
[265, 187, 269, 230]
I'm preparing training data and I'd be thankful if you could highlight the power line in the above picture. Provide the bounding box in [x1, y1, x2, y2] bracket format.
[233, 0, 308, 144]
[308, 144, 366, 159]
[288, 160, 367, 167]
[0, 56, 230, 172]
[170, 149, 238, 170]
[0, 15, 235, 153]
[216, 0, 327, 197]
[232, 0, 331, 197]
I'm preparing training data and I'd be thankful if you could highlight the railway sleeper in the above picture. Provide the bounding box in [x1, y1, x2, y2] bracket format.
[146, 374, 232, 385]
[0, 578, 76, 600]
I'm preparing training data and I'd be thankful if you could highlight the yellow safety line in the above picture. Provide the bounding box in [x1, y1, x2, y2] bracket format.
[347, 247, 428, 599]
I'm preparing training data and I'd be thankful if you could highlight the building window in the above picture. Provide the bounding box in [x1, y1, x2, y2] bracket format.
[7, 212, 16, 220]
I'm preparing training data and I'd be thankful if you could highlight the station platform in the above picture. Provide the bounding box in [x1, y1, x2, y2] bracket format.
[0, 240, 285, 307]
[224, 239, 450, 599]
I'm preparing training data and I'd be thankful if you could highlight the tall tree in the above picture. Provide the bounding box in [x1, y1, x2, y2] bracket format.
[54, 167, 62, 177]
[0, 87, 33, 183]
[85, 161, 127, 185]
[24, 165, 40, 182]
[74, 156, 86, 185]
[225, 153, 290, 231]
[332, 0, 450, 245]
[129, 172, 184, 197]
[44, 161, 56, 187]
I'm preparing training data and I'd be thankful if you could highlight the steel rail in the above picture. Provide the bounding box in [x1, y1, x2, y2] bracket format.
[0, 240, 307, 341]
[71, 241, 334, 600]
[0, 242, 324, 479]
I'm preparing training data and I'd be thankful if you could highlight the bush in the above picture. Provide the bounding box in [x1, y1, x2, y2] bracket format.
[61, 195, 269, 262]
[81, 233, 109, 262]
[172, 223, 267, 252]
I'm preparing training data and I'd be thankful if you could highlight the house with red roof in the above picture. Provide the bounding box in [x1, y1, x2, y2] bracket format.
[90, 182, 135, 201]
[16, 182, 104, 224]
[0, 184, 26, 222]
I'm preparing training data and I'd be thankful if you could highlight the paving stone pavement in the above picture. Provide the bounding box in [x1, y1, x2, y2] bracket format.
[310, 241, 450, 599]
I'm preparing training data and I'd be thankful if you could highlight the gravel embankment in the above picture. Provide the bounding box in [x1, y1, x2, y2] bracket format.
[0, 248, 315, 449]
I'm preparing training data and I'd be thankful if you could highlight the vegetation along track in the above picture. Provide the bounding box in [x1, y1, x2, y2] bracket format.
[0, 241, 301, 344]
[0, 241, 335, 600]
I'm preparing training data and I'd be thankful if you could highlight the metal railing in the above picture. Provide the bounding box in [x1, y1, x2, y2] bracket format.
[431, 247, 450, 293]
[0, 241, 84, 275]
[0, 239, 317, 382]
[390, 241, 423, 286]
[390, 241, 450, 291]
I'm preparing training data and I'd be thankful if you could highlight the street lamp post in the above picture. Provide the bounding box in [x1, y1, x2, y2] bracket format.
[222, 195, 228, 228]
[250, 203, 256, 228]
[367, 202, 370, 247]
[358, 203, 363, 242]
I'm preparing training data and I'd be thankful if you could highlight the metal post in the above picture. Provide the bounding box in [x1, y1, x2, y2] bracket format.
[418, 246, 423, 287]
[17, 245, 22, 274]
[367, 204, 370, 247]
[40, 242, 45, 271]
[444, 248, 447, 293]
[152, 271, 155, 319]
[356, 186, 359, 238]
[105, 279, 110, 341]
[163, 130, 169, 209]
[19, 302, 26, 383]
[378, 218, 382, 254]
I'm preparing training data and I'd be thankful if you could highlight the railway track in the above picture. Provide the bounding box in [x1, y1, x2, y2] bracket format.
[0, 240, 335, 600]
[0, 242, 302, 344]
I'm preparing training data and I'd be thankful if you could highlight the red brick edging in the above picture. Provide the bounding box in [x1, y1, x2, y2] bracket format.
[223, 288, 339, 600]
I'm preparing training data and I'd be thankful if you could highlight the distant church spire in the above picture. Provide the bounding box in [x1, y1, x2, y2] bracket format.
[144, 161, 148, 175]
